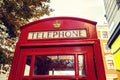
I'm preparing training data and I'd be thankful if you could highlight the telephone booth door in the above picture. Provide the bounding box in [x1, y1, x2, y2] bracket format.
[16, 45, 97, 80]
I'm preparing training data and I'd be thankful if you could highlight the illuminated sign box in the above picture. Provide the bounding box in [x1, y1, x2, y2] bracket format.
[28, 29, 87, 40]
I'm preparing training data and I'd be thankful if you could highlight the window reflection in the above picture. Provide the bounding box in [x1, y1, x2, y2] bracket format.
[32, 79, 74, 80]
[24, 56, 32, 76]
[78, 55, 85, 75]
[33, 55, 74, 75]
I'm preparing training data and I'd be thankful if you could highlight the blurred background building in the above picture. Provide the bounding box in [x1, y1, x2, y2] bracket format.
[103, 0, 120, 79]
[97, 25, 118, 80]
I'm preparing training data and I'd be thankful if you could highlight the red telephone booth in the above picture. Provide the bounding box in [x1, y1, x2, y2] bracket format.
[8, 17, 106, 80]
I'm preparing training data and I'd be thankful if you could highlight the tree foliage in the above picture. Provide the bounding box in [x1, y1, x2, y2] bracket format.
[0, 0, 53, 37]
[0, 0, 53, 74]
[0, 49, 12, 65]
[0, 48, 13, 74]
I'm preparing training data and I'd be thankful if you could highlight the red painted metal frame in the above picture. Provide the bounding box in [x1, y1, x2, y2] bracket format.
[8, 17, 106, 80]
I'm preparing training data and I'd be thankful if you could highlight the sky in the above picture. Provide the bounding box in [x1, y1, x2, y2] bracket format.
[41, 0, 107, 25]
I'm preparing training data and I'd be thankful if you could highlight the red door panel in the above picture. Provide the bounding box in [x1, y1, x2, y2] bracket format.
[16, 46, 96, 80]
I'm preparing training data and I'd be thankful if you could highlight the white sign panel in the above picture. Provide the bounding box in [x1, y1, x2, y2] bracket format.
[28, 29, 87, 40]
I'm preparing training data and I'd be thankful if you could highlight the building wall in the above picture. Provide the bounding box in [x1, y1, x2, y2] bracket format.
[111, 35, 120, 71]
[111, 35, 120, 80]
[103, 0, 120, 79]
[96, 25, 118, 80]
[104, 0, 120, 36]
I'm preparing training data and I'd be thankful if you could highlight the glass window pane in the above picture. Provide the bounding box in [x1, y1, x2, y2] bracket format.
[33, 55, 75, 75]
[102, 31, 108, 38]
[32, 79, 74, 80]
[78, 55, 85, 76]
[22, 79, 29, 80]
[24, 56, 32, 76]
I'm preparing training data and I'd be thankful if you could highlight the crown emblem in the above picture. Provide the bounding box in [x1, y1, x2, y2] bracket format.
[53, 21, 61, 28]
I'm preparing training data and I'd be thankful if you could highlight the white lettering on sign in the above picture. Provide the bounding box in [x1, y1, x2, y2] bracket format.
[28, 29, 87, 40]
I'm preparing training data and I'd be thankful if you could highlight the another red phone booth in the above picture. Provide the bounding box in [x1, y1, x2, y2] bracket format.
[8, 17, 106, 80]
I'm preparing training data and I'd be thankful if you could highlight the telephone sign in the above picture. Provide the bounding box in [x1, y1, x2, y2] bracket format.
[28, 29, 87, 40]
